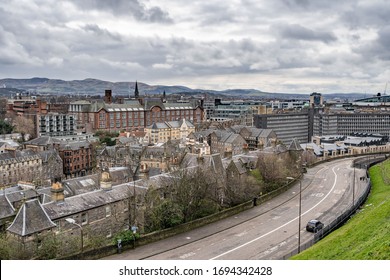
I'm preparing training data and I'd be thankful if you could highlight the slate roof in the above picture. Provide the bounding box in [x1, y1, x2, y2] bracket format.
[7, 199, 56, 236]
[43, 183, 148, 220]
[109, 166, 133, 183]
[288, 138, 303, 151]
[117, 136, 138, 145]
[251, 128, 275, 138]
[263, 143, 288, 154]
[228, 125, 246, 134]
[39, 149, 62, 163]
[166, 119, 195, 128]
[0, 150, 41, 163]
[223, 133, 245, 144]
[229, 160, 247, 175]
[300, 142, 348, 156]
[180, 153, 224, 175]
[25, 136, 62, 146]
[0, 195, 15, 220]
[5, 188, 40, 205]
[150, 122, 169, 129]
[61, 174, 100, 197]
[60, 140, 91, 150]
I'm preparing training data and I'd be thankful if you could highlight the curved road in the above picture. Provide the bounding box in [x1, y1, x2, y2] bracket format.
[103, 157, 367, 260]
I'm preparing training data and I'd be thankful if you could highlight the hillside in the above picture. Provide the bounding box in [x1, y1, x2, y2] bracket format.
[0, 77, 265, 97]
[0, 78, 367, 99]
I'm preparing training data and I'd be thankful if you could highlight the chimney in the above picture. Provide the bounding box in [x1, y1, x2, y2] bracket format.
[5, 147, 17, 157]
[51, 181, 64, 203]
[100, 170, 112, 191]
[104, 89, 112, 104]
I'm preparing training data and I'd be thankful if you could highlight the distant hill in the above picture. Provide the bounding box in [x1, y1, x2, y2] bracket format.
[0, 77, 367, 100]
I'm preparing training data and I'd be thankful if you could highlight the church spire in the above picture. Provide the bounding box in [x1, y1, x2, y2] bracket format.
[162, 90, 166, 103]
[134, 81, 139, 98]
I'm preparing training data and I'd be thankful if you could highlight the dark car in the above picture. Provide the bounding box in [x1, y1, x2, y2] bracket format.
[306, 219, 324, 233]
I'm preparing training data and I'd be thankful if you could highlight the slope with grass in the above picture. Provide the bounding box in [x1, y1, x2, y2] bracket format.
[292, 160, 390, 260]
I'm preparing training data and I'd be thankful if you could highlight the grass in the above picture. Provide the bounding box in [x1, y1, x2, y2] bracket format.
[291, 159, 390, 260]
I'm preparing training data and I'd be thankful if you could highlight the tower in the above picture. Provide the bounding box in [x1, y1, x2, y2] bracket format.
[134, 81, 139, 99]
[104, 89, 112, 104]
[162, 90, 166, 103]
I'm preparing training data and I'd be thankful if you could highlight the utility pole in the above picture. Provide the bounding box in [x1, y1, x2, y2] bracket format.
[353, 165, 355, 206]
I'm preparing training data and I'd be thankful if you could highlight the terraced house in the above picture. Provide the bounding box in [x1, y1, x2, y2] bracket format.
[0, 148, 63, 188]
[145, 119, 195, 144]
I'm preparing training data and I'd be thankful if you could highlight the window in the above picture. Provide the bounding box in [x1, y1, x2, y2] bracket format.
[81, 213, 88, 225]
[105, 205, 111, 217]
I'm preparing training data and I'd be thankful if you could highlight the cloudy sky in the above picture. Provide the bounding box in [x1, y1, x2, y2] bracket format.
[1, 0, 390, 93]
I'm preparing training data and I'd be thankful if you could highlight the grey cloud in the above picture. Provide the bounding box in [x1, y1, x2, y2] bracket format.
[83, 24, 123, 42]
[274, 24, 337, 43]
[68, 0, 173, 23]
[356, 26, 390, 61]
[281, 0, 310, 9]
[342, 1, 390, 29]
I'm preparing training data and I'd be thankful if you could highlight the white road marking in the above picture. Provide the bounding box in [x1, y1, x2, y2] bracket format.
[180, 252, 195, 259]
[235, 231, 248, 237]
[310, 193, 324, 198]
[210, 163, 341, 260]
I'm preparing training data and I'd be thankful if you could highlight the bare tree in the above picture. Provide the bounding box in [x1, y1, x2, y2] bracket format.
[225, 173, 262, 207]
[257, 151, 301, 192]
[12, 115, 35, 139]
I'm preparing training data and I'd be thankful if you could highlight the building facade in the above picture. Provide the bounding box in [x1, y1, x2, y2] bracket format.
[145, 119, 195, 144]
[36, 113, 77, 137]
[314, 112, 390, 136]
[0, 148, 63, 188]
[69, 89, 204, 134]
[254, 112, 310, 146]
[58, 141, 94, 178]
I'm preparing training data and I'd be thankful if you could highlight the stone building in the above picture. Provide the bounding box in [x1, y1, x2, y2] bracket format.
[0, 149, 42, 187]
[140, 142, 187, 175]
[228, 125, 277, 150]
[58, 141, 94, 178]
[209, 130, 247, 158]
[3, 171, 146, 258]
[145, 119, 195, 144]
[68, 86, 204, 135]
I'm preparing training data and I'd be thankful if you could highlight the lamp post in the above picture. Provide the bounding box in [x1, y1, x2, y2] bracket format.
[65, 218, 83, 255]
[131, 225, 138, 249]
[353, 165, 355, 206]
[132, 163, 141, 227]
[287, 175, 302, 254]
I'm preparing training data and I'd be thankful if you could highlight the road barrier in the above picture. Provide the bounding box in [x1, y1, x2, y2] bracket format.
[282, 157, 385, 259]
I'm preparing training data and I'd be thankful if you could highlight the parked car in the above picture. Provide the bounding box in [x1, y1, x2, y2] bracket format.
[306, 219, 324, 233]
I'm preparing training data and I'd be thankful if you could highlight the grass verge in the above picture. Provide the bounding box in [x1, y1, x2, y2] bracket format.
[291, 160, 390, 260]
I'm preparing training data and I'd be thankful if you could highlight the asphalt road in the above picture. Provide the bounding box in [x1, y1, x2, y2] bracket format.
[103, 157, 367, 260]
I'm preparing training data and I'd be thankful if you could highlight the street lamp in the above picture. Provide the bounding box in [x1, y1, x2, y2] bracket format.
[352, 165, 355, 206]
[65, 218, 83, 254]
[131, 225, 138, 249]
[132, 165, 140, 226]
[287, 175, 302, 254]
